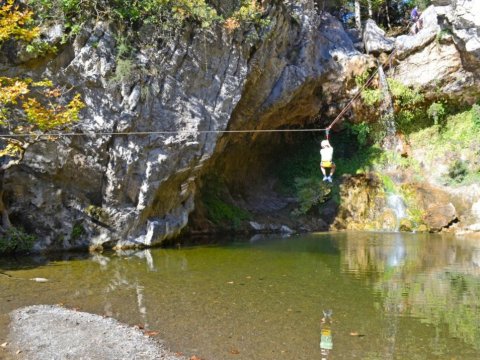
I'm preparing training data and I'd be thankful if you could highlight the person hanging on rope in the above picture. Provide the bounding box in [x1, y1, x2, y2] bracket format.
[320, 130, 335, 183]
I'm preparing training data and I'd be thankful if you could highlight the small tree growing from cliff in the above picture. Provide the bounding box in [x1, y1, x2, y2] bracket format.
[0, 0, 85, 232]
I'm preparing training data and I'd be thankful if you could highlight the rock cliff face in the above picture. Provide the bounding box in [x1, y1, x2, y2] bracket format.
[334, 1, 480, 235]
[2, 1, 369, 250]
[2, 0, 479, 251]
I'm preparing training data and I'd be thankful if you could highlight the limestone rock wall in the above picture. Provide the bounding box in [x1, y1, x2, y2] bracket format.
[2, 0, 479, 250]
[2, 1, 367, 250]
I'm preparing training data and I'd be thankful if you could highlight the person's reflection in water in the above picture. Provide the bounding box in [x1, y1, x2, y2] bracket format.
[320, 309, 333, 359]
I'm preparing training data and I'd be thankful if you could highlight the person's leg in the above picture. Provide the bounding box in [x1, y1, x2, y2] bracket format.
[321, 165, 327, 180]
[330, 164, 336, 177]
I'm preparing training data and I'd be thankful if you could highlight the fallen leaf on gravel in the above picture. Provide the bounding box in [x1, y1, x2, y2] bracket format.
[143, 330, 159, 337]
[349, 332, 365, 337]
[1, 342, 8, 348]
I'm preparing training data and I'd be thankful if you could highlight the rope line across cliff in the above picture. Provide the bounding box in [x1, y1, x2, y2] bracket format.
[0, 50, 397, 140]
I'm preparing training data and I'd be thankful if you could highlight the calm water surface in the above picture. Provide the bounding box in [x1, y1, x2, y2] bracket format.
[1, 232, 480, 359]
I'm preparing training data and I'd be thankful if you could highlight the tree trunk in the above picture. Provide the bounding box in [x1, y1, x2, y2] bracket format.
[355, 0, 362, 31]
[367, 0, 373, 18]
[0, 174, 11, 230]
[385, 0, 392, 29]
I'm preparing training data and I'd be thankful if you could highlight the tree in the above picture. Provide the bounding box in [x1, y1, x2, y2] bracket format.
[354, 0, 361, 30]
[0, 0, 85, 230]
[367, 0, 373, 18]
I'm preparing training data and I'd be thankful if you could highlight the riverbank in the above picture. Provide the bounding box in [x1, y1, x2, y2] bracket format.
[3, 305, 185, 360]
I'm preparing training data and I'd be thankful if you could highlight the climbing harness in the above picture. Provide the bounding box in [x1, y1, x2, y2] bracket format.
[0, 50, 397, 140]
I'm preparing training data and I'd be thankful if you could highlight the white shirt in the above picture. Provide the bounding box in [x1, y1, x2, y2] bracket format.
[320, 147, 333, 162]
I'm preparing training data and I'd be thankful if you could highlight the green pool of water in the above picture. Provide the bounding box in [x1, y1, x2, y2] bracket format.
[1, 231, 480, 359]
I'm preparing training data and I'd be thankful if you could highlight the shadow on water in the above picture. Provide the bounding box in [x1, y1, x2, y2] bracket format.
[0, 251, 91, 272]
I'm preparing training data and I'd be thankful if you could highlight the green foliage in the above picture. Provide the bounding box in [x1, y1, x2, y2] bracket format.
[110, 58, 134, 84]
[379, 173, 396, 193]
[201, 176, 250, 228]
[203, 195, 251, 228]
[472, 104, 480, 128]
[399, 184, 426, 227]
[361, 88, 383, 106]
[387, 78, 424, 107]
[334, 144, 384, 176]
[230, 0, 269, 28]
[355, 69, 373, 88]
[71, 223, 85, 241]
[272, 136, 320, 193]
[0, 227, 35, 254]
[28, 0, 267, 33]
[447, 160, 468, 183]
[292, 177, 331, 216]
[345, 122, 371, 147]
[409, 103, 480, 185]
[436, 28, 452, 43]
[427, 101, 446, 125]
[25, 38, 57, 56]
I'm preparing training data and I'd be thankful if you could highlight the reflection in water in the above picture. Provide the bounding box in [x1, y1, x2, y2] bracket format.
[1, 233, 480, 359]
[341, 232, 480, 354]
[320, 309, 333, 360]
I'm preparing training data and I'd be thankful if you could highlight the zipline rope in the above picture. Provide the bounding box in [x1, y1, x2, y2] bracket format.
[0, 128, 329, 138]
[326, 48, 397, 132]
[0, 50, 397, 140]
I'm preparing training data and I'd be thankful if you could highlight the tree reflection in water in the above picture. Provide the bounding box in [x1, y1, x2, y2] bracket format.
[340, 232, 480, 352]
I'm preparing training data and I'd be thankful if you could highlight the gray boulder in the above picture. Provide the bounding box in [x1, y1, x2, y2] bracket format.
[442, 0, 480, 71]
[395, 5, 441, 59]
[363, 19, 395, 54]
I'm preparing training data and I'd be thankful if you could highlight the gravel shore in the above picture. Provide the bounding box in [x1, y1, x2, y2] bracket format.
[5, 305, 186, 360]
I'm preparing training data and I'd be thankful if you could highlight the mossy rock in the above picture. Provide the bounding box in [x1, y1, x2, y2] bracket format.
[399, 219, 414, 232]
[379, 209, 397, 231]
[85, 205, 109, 222]
[416, 224, 429, 233]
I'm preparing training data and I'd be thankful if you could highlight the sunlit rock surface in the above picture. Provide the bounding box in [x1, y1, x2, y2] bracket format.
[2, 0, 480, 249]
[393, 4, 479, 100]
[363, 19, 395, 54]
[2, 1, 368, 250]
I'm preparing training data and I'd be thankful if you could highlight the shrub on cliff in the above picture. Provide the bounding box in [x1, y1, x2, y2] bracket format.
[0, 227, 35, 254]
[292, 176, 331, 216]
